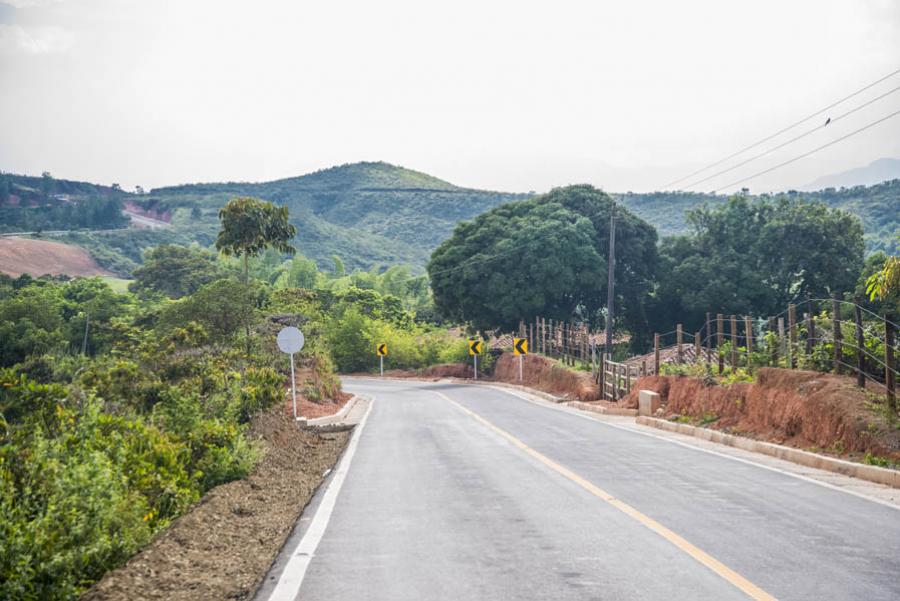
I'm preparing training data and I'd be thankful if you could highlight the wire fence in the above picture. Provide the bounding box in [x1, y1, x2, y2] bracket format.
[506, 299, 897, 409]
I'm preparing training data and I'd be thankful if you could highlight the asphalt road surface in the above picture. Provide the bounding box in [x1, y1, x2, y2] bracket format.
[263, 379, 900, 601]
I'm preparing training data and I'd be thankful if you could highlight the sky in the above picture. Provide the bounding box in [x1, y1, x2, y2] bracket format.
[1, 0, 899, 194]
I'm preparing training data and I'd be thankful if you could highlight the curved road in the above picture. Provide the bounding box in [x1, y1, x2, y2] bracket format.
[260, 378, 900, 601]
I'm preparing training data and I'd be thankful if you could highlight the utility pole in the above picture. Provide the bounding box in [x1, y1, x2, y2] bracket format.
[605, 203, 616, 357]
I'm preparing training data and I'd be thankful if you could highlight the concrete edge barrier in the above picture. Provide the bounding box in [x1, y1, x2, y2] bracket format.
[307, 394, 360, 427]
[635, 416, 900, 489]
[569, 401, 639, 417]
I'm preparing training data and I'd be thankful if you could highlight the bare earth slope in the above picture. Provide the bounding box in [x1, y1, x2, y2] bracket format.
[0, 238, 113, 277]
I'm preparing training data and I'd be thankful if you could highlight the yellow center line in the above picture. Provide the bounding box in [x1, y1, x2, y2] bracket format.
[434, 391, 777, 601]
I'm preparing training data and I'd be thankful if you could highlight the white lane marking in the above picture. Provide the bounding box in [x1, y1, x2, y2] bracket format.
[266, 398, 375, 601]
[483, 385, 900, 512]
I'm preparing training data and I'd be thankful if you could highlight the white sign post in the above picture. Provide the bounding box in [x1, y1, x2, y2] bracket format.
[277, 326, 305, 420]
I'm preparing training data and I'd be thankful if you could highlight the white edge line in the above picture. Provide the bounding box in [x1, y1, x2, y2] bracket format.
[482, 384, 900, 512]
[266, 396, 375, 601]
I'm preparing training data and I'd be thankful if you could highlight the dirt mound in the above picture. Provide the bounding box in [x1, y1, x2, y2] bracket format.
[83, 408, 349, 601]
[421, 363, 472, 379]
[0, 238, 113, 277]
[493, 354, 599, 401]
[624, 368, 900, 462]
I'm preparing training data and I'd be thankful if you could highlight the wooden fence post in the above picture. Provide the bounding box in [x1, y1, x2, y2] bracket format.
[778, 317, 786, 365]
[832, 297, 842, 374]
[676, 324, 683, 363]
[788, 304, 797, 369]
[885, 315, 895, 418]
[730, 314, 738, 370]
[855, 303, 865, 388]
[805, 309, 814, 362]
[705, 311, 712, 369]
[744, 316, 753, 369]
[694, 332, 701, 363]
[768, 317, 777, 365]
[654, 333, 660, 375]
[717, 314, 724, 374]
[599, 352, 605, 394]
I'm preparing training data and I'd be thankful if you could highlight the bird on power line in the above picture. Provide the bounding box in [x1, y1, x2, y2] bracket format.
[825, 117, 831, 126]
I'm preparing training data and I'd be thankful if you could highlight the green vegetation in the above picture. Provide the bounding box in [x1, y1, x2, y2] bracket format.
[0, 274, 282, 599]
[650, 194, 865, 334]
[215, 197, 297, 282]
[428, 185, 658, 346]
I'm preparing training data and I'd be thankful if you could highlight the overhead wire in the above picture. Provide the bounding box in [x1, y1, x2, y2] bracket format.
[709, 107, 900, 193]
[661, 66, 900, 189]
[678, 83, 900, 191]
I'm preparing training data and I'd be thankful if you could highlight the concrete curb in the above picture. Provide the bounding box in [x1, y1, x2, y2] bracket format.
[307, 394, 359, 427]
[569, 400, 639, 417]
[636, 416, 900, 489]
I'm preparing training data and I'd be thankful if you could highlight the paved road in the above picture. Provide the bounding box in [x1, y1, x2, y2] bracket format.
[265, 379, 900, 601]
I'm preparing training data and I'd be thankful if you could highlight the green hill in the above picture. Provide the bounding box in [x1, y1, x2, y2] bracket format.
[1, 163, 897, 276]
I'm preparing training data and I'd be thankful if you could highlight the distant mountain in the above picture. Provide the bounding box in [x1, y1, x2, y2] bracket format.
[1, 162, 897, 276]
[804, 158, 900, 190]
[145, 162, 530, 271]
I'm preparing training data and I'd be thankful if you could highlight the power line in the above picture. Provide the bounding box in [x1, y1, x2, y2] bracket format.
[661, 66, 900, 190]
[679, 83, 900, 190]
[710, 106, 900, 193]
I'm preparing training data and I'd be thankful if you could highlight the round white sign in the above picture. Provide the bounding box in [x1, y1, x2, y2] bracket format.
[277, 326, 305, 354]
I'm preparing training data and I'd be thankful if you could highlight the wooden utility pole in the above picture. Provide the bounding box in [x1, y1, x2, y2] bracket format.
[605, 203, 616, 359]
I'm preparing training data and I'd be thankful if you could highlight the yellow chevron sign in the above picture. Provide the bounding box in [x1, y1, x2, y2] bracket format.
[513, 338, 528, 355]
[376, 343, 388, 356]
[469, 339, 483, 355]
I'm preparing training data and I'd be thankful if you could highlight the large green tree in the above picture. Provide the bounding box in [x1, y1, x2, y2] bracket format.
[215, 197, 297, 282]
[130, 245, 225, 298]
[427, 185, 658, 342]
[651, 195, 865, 332]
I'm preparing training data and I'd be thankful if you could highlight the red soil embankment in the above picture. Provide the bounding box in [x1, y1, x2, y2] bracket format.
[623, 368, 900, 462]
[0, 238, 113, 277]
[493, 353, 599, 401]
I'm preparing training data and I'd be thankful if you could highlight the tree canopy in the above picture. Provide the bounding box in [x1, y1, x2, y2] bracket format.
[651, 195, 865, 332]
[215, 197, 297, 281]
[427, 185, 658, 340]
[130, 245, 225, 298]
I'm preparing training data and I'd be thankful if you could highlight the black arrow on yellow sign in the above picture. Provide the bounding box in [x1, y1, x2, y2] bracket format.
[376, 343, 388, 356]
[514, 338, 528, 355]
[469, 339, 483, 355]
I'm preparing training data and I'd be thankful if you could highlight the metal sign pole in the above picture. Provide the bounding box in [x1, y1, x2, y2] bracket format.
[474, 354, 478, 380]
[380, 354, 384, 377]
[290, 352, 297, 420]
[519, 354, 523, 381]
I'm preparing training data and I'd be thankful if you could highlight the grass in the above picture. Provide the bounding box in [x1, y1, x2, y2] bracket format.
[101, 276, 132, 293]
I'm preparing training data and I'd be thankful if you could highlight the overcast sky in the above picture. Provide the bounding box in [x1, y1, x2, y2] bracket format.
[1, 0, 899, 194]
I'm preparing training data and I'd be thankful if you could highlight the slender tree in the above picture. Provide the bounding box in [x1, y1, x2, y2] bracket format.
[215, 197, 297, 283]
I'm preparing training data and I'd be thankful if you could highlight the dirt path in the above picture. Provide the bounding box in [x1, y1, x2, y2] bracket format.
[82, 409, 349, 601]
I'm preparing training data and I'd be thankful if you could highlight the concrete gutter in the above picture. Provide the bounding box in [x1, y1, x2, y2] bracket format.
[636, 416, 900, 489]
[569, 400, 638, 417]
